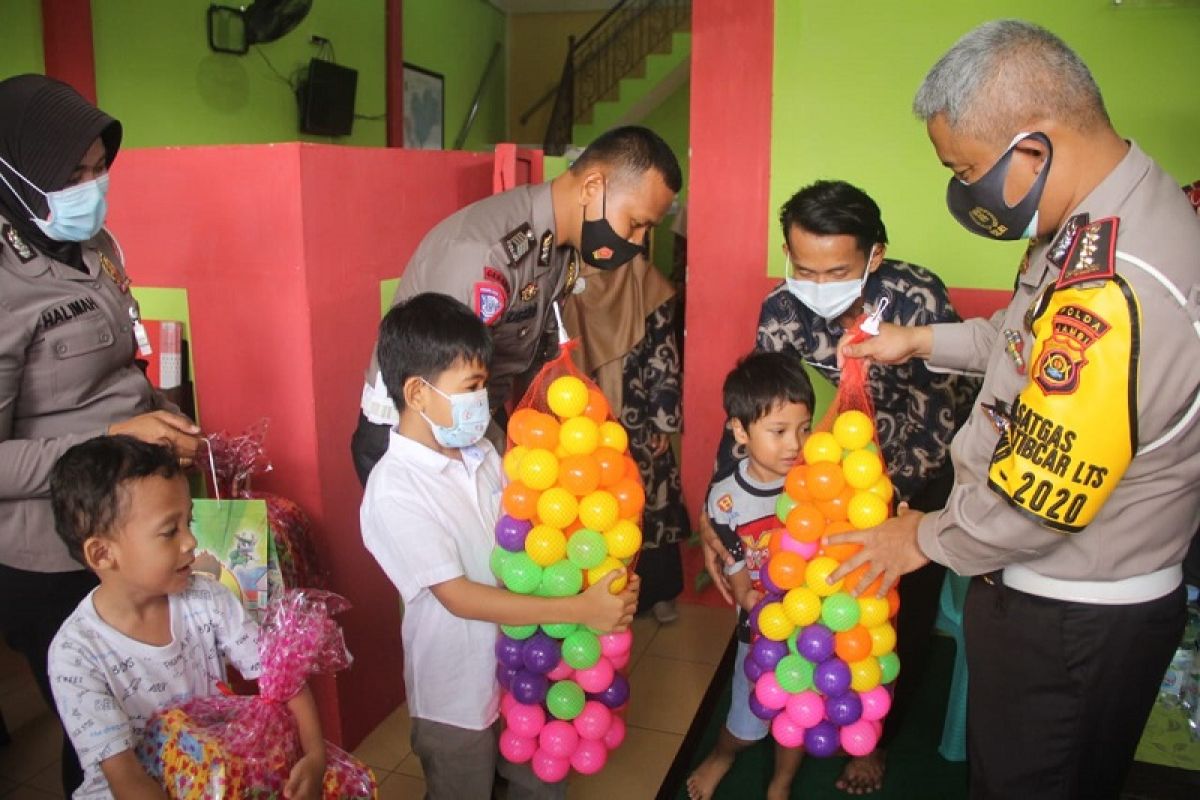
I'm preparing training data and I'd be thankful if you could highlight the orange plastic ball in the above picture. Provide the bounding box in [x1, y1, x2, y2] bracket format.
[582, 389, 610, 423]
[806, 461, 846, 502]
[815, 486, 854, 523]
[835, 625, 874, 663]
[507, 408, 539, 447]
[766, 550, 807, 591]
[820, 521, 861, 562]
[524, 412, 561, 451]
[611, 477, 645, 520]
[886, 588, 900, 618]
[766, 527, 790, 559]
[785, 503, 826, 543]
[558, 454, 601, 497]
[843, 562, 883, 597]
[784, 465, 811, 502]
[622, 455, 641, 481]
[594, 447, 626, 487]
[802, 431, 843, 465]
[502, 481, 540, 520]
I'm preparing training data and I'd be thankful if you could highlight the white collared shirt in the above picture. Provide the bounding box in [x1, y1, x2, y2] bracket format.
[360, 430, 505, 730]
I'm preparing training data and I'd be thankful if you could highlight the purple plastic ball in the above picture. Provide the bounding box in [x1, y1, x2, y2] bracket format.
[825, 692, 863, 726]
[759, 566, 782, 595]
[804, 720, 841, 758]
[751, 638, 788, 671]
[814, 658, 852, 698]
[522, 633, 562, 675]
[496, 515, 533, 552]
[743, 654, 765, 683]
[798, 623, 835, 663]
[511, 670, 549, 705]
[748, 693, 782, 721]
[588, 673, 630, 709]
[496, 663, 520, 691]
[496, 635, 526, 669]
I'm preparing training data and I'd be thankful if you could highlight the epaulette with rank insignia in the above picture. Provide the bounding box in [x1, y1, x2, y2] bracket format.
[501, 223, 535, 265]
[1057, 217, 1118, 290]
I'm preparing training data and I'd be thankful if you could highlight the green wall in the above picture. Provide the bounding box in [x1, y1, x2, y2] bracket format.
[0, 0, 44, 78]
[404, 0, 507, 151]
[771, 0, 1200, 290]
[640, 76, 689, 275]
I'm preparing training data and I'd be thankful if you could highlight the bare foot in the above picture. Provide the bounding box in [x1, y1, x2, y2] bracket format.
[687, 751, 735, 800]
[836, 749, 886, 795]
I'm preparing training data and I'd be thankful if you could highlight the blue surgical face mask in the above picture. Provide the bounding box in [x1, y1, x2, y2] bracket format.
[420, 380, 490, 448]
[0, 155, 109, 242]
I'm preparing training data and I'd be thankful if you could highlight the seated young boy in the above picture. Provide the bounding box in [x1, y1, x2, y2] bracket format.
[687, 351, 815, 800]
[359, 292, 639, 800]
[47, 436, 326, 800]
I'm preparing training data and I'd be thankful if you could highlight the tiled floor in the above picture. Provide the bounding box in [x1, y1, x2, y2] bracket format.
[0, 602, 736, 799]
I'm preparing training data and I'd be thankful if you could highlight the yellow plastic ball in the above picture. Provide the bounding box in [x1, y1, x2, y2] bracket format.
[525, 525, 567, 567]
[858, 596, 890, 629]
[848, 491, 889, 530]
[866, 476, 894, 505]
[603, 519, 642, 560]
[849, 656, 882, 692]
[560, 417, 600, 456]
[587, 556, 627, 594]
[547, 376, 589, 419]
[842, 449, 885, 491]
[578, 490, 619, 532]
[503, 445, 528, 482]
[832, 410, 875, 451]
[536, 488, 579, 530]
[518, 449, 559, 491]
[598, 421, 629, 453]
[782, 586, 822, 627]
[802, 432, 843, 465]
[757, 602, 796, 641]
[869, 622, 897, 657]
[805, 555, 844, 596]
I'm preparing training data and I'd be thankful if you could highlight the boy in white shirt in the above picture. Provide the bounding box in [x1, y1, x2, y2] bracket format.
[360, 292, 639, 799]
[47, 436, 326, 800]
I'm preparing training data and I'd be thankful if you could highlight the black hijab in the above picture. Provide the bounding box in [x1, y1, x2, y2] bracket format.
[0, 74, 122, 267]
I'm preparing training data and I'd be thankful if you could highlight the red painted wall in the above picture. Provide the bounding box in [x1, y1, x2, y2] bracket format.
[107, 142, 494, 746]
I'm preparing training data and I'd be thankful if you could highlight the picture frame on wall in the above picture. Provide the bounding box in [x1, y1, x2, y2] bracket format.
[403, 63, 444, 150]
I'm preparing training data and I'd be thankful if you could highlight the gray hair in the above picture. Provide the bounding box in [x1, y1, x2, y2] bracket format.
[913, 20, 1110, 144]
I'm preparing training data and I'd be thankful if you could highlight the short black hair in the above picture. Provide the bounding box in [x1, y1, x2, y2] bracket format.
[570, 125, 683, 194]
[50, 436, 182, 564]
[377, 292, 493, 410]
[779, 180, 888, 256]
[722, 351, 816, 429]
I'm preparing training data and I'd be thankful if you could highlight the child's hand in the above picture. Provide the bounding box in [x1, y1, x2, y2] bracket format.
[578, 569, 638, 633]
[738, 588, 763, 614]
[284, 752, 325, 800]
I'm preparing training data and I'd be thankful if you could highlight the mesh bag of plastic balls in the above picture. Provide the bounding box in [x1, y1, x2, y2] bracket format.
[202, 420, 326, 589]
[137, 590, 377, 799]
[492, 339, 643, 782]
[747, 309, 901, 757]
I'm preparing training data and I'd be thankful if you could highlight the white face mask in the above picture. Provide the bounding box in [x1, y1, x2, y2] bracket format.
[784, 247, 875, 320]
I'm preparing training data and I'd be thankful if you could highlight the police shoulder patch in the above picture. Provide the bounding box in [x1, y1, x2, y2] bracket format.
[483, 266, 511, 296]
[1057, 217, 1117, 290]
[473, 281, 508, 326]
[501, 224, 535, 265]
[2, 224, 36, 263]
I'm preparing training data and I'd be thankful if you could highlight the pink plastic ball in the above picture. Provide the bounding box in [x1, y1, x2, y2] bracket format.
[755, 672, 789, 710]
[782, 536, 819, 560]
[608, 648, 631, 670]
[570, 738, 609, 775]
[573, 701, 614, 741]
[531, 748, 571, 783]
[539, 720, 580, 759]
[546, 659, 574, 681]
[859, 686, 892, 722]
[575, 656, 616, 693]
[840, 719, 879, 757]
[785, 690, 825, 728]
[868, 719, 883, 738]
[599, 630, 633, 658]
[506, 702, 547, 739]
[602, 715, 627, 750]
[500, 692, 518, 717]
[771, 712, 807, 748]
[499, 729, 537, 763]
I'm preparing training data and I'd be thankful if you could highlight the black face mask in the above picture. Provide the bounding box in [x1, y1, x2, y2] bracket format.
[945, 131, 1053, 241]
[580, 183, 648, 270]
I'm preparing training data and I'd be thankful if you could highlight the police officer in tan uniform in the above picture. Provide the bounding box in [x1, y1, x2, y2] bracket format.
[827, 22, 1200, 799]
[351, 126, 680, 482]
[0, 75, 201, 794]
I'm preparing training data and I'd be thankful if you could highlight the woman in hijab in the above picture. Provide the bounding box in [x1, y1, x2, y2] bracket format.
[0, 74, 200, 793]
[564, 254, 690, 624]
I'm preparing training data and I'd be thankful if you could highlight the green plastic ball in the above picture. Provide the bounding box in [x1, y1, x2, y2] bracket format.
[878, 651, 901, 684]
[566, 528, 608, 570]
[774, 653, 814, 693]
[561, 629, 601, 670]
[776, 493, 798, 524]
[546, 679, 586, 720]
[490, 546, 512, 580]
[820, 591, 861, 632]
[501, 623, 537, 640]
[542, 621, 579, 639]
[501, 552, 543, 595]
[540, 560, 584, 597]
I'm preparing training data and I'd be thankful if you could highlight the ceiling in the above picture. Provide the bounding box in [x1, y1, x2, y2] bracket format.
[487, 0, 614, 13]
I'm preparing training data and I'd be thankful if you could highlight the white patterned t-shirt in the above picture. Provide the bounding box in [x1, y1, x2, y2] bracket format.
[49, 573, 262, 799]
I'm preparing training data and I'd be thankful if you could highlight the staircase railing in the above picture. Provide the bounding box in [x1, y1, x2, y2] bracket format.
[529, 0, 690, 155]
